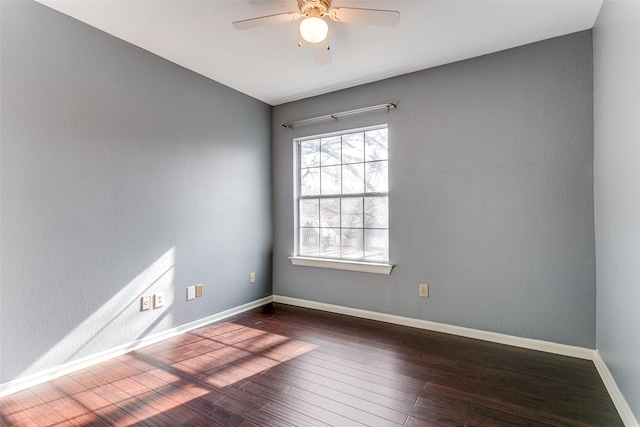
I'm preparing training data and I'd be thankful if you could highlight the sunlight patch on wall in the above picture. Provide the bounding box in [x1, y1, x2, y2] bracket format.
[25, 247, 177, 376]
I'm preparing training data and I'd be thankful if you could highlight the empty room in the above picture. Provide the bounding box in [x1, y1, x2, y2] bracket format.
[1, 0, 639, 425]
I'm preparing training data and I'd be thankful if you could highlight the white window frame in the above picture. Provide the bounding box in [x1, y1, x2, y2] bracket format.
[289, 125, 393, 275]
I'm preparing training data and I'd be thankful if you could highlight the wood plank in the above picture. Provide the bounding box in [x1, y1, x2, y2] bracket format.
[284, 385, 404, 426]
[241, 380, 362, 427]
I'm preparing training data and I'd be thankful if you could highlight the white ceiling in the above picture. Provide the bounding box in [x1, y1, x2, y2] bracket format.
[36, 0, 603, 106]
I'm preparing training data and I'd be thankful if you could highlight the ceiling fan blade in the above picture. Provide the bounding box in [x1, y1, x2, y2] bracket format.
[313, 41, 332, 65]
[328, 8, 400, 27]
[232, 12, 300, 31]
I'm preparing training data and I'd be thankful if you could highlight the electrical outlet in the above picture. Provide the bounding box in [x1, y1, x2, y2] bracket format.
[141, 295, 151, 311]
[195, 284, 203, 298]
[154, 292, 165, 308]
[187, 286, 196, 301]
[250, 272, 256, 284]
[419, 284, 429, 298]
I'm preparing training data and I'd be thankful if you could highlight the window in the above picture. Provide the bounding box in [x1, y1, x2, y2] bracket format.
[295, 125, 389, 264]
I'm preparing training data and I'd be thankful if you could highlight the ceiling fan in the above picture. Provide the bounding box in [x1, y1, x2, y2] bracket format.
[232, 0, 400, 64]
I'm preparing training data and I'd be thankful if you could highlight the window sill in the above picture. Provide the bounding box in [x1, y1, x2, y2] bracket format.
[289, 256, 393, 275]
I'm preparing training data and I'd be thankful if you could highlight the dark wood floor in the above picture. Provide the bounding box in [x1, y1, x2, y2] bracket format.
[0, 303, 623, 426]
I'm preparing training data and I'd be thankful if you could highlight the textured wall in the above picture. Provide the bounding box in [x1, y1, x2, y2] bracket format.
[272, 31, 595, 348]
[0, 1, 272, 383]
[594, 0, 640, 420]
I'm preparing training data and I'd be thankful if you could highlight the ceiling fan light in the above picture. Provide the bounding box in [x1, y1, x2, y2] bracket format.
[299, 17, 328, 43]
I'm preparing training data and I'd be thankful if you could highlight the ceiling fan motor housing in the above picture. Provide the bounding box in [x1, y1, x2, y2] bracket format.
[298, 0, 331, 17]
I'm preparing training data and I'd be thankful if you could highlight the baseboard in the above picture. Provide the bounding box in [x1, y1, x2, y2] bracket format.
[593, 351, 640, 427]
[0, 295, 274, 398]
[272, 295, 596, 360]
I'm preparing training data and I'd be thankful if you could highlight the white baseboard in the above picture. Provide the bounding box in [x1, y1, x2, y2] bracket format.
[0, 296, 273, 398]
[273, 295, 595, 360]
[593, 351, 640, 427]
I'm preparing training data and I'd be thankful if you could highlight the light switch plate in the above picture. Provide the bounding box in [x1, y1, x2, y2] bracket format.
[187, 286, 196, 301]
[154, 292, 165, 308]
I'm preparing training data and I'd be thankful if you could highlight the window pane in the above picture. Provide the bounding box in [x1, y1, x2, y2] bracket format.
[300, 227, 319, 257]
[364, 196, 388, 228]
[301, 167, 320, 196]
[300, 199, 319, 227]
[342, 163, 364, 194]
[364, 229, 389, 261]
[341, 198, 363, 228]
[300, 139, 320, 168]
[365, 128, 388, 161]
[321, 166, 341, 195]
[365, 161, 388, 193]
[296, 125, 388, 263]
[321, 136, 341, 166]
[320, 198, 340, 227]
[342, 132, 364, 164]
[341, 229, 364, 260]
[320, 228, 340, 258]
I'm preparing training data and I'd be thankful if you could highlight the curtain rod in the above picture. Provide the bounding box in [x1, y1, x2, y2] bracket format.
[282, 103, 397, 129]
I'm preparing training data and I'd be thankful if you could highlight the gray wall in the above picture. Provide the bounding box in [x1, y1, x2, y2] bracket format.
[273, 31, 595, 348]
[0, 1, 272, 384]
[594, 1, 640, 420]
